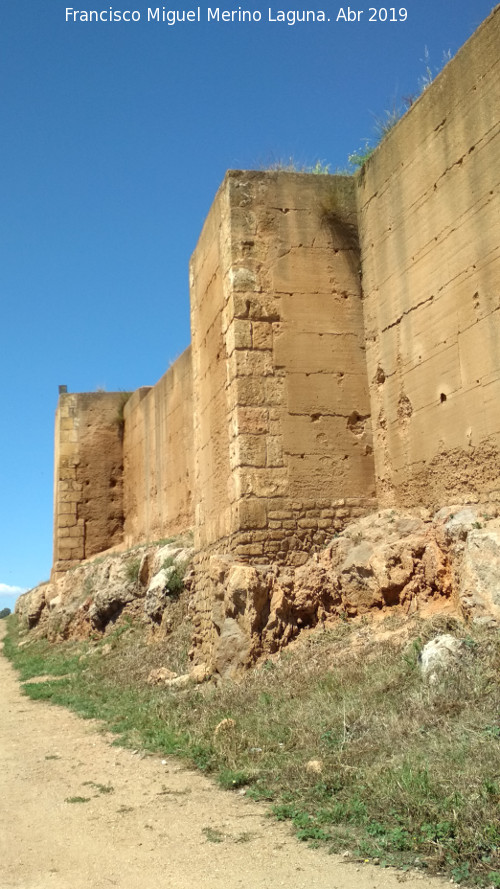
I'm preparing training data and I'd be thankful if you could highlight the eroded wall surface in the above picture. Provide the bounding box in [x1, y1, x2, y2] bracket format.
[52, 393, 125, 577]
[358, 6, 500, 509]
[122, 347, 194, 545]
[190, 188, 233, 551]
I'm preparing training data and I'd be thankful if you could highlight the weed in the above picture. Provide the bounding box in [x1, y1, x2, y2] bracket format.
[125, 558, 141, 585]
[202, 827, 224, 843]
[65, 796, 91, 804]
[218, 768, 252, 790]
[348, 47, 453, 171]
[113, 391, 132, 441]
[418, 46, 452, 92]
[246, 783, 275, 801]
[348, 141, 375, 170]
[161, 556, 188, 598]
[82, 781, 114, 794]
[263, 157, 331, 175]
[234, 831, 254, 843]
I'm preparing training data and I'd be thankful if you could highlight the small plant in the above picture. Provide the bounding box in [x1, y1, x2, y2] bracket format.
[114, 391, 132, 441]
[202, 827, 225, 843]
[348, 140, 375, 170]
[82, 781, 114, 794]
[161, 556, 188, 598]
[125, 558, 141, 585]
[65, 796, 91, 804]
[418, 46, 452, 92]
[309, 160, 331, 175]
[263, 157, 331, 175]
[218, 769, 251, 790]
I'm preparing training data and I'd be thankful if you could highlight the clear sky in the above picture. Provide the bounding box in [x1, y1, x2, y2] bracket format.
[0, 0, 495, 612]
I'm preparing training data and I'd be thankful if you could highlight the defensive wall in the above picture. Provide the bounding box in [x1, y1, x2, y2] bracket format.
[51, 4, 500, 644]
[357, 5, 500, 509]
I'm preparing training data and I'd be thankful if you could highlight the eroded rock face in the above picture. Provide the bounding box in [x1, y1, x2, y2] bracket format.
[193, 504, 499, 674]
[16, 539, 194, 642]
[459, 527, 500, 624]
[17, 505, 500, 677]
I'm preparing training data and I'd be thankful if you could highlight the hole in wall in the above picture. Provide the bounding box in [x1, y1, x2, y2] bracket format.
[440, 393, 447, 403]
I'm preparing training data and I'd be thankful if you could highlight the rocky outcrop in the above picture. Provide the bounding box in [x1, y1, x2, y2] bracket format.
[16, 537, 194, 642]
[192, 505, 499, 675]
[17, 505, 500, 678]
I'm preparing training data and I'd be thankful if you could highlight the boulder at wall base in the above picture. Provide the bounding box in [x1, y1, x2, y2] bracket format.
[224, 564, 270, 636]
[433, 506, 483, 548]
[144, 568, 171, 621]
[459, 528, 500, 625]
[214, 618, 252, 678]
[419, 634, 464, 682]
[26, 585, 49, 628]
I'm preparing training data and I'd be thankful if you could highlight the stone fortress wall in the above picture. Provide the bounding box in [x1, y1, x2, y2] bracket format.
[52, 8, 500, 601]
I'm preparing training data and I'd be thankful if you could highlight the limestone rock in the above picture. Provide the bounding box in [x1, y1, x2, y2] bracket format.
[26, 586, 48, 629]
[419, 634, 464, 681]
[151, 544, 194, 576]
[144, 568, 171, 622]
[189, 663, 210, 683]
[88, 558, 137, 630]
[163, 674, 190, 689]
[215, 618, 252, 677]
[147, 667, 178, 685]
[433, 506, 482, 549]
[305, 759, 323, 775]
[459, 527, 500, 624]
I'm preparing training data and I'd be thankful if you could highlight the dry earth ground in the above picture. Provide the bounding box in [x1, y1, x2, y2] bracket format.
[0, 622, 450, 889]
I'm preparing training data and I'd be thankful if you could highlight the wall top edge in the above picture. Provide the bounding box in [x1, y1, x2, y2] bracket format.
[354, 3, 499, 183]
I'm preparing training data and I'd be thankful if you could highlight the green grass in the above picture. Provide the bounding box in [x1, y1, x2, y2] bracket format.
[4, 613, 500, 885]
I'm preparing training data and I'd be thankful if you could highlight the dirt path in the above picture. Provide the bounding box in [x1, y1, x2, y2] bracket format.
[0, 624, 449, 889]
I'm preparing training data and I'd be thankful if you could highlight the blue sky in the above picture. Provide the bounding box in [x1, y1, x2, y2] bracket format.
[0, 0, 495, 612]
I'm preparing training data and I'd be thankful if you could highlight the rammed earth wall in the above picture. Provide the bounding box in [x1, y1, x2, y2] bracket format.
[122, 347, 194, 547]
[52, 392, 125, 577]
[51, 8, 500, 662]
[357, 5, 500, 510]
